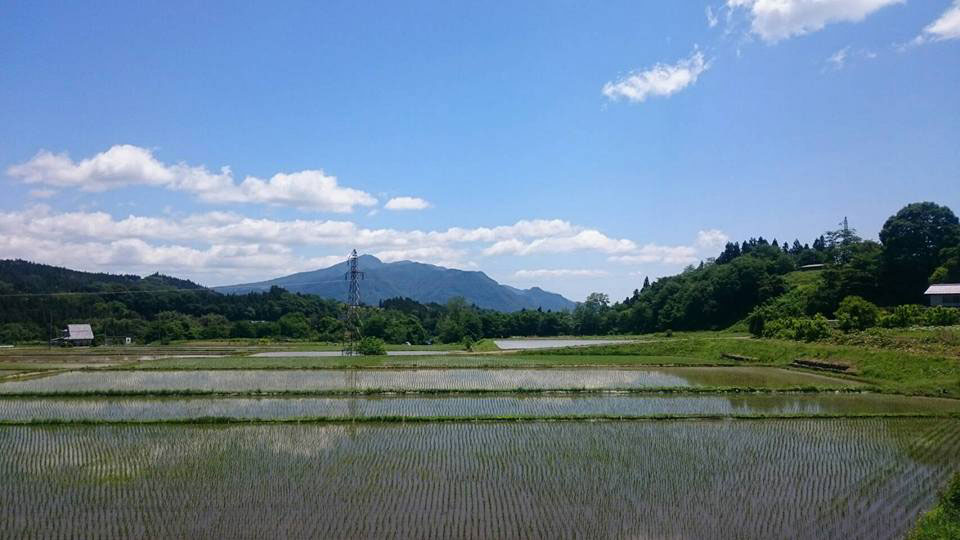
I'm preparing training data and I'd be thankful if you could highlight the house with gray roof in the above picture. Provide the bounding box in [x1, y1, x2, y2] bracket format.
[55, 324, 95, 346]
[924, 284, 960, 307]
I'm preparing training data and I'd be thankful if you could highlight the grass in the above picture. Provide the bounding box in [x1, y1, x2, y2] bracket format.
[530, 338, 960, 398]
[910, 473, 960, 540]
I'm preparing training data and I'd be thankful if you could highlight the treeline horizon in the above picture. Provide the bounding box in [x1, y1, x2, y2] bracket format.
[1, 201, 958, 345]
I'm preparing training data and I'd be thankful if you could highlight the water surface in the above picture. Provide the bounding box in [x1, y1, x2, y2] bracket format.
[0, 367, 859, 393]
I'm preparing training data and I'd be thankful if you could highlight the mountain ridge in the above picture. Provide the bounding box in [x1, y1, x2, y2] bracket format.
[214, 255, 576, 312]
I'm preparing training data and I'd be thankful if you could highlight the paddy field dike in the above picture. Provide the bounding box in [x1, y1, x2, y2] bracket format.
[2, 337, 959, 539]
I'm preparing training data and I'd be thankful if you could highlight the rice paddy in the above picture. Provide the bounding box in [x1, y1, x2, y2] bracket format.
[1, 352, 957, 538]
[0, 393, 958, 422]
[2, 420, 959, 539]
[0, 366, 859, 395]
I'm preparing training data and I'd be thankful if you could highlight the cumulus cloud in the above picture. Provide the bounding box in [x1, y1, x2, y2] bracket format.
[6, 145, 377, 212]
[514, 269, 608, 278]
[483, 230, 637, 256]
[912, 1, 960, 45]
[384, 196, 431, 211]
[602, 49, 710, 104]
[609, 244, 699, 265]
[0, 207, 663, 282]
[726, 0, 903, 42]
[696, 229, 730, 250]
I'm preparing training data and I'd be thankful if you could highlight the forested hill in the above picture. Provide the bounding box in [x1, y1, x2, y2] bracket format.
[214, 255, 576, 312]
[0, 259, 205, 294]
[0, 201, 957, 345]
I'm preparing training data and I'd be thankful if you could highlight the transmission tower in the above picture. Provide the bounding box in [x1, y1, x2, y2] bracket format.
[342, 249, 364, 355]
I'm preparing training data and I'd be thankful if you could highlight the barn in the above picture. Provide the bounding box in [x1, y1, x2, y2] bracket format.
[923, 284, 960, 307]
[59, 324, 95, 346]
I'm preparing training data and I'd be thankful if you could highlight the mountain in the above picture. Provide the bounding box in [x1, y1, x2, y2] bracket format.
[214, 255, 576, 312]
[0, 259, 206, 294]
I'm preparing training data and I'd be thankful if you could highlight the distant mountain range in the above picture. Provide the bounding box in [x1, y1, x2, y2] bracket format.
[214, 255, 576, 312]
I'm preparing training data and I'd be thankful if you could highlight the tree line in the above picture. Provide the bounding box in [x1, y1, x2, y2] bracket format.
[1, 201, 958, 345]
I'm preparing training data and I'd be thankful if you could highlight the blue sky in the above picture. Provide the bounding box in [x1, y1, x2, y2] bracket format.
[1, 0, 958, 301]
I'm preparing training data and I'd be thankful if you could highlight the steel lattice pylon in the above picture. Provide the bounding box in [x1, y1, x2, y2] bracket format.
[342, 249, 364, 355]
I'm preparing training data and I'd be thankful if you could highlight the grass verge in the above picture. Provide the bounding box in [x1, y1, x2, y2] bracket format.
[910, 473, 960, 540]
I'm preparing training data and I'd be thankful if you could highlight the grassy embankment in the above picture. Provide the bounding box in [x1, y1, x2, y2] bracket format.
[530, 338, 960, 398]
[910, 473, 960, 539]
[116, 335, 959, 397]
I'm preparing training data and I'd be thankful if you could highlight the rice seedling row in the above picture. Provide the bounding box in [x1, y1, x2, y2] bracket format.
[0, 367, 858, 394]
[1, 419, 958, 539]
[0, 394, 957, 422]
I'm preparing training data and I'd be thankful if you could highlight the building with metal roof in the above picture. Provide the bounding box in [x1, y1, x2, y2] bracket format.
[924, 284, 960, 307]
[54, 324, 94, 346]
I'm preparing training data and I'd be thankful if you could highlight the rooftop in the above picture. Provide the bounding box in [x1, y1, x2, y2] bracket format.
[924, 284, 960, 295]
[66, 324, 94, 340]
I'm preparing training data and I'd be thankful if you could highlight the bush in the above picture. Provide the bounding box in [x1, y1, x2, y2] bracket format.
[762, 315, 831, 342]
[879, 304, 926, 328]
[356, 336, 386, 355]
[924, 306, 960, 327]
[835, 296, 880, 332]
[910, 473, 960, 539]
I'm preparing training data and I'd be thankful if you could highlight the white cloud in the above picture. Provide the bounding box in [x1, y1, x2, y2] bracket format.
[384, 196, 431, 211]
[696, 229, 730, 250]
[27, 189, 56, 199]
[706, 5, 720, 27]
[609, 244, 699, 265]
[7, 145, 377, 212]
[514, 269, 608, 278]
[602, 49, 710, 104]
[912, 1, 960, 44]
[827, 47, 850, 70]
[483, 230, 637, 256]
[727, 0, 903, 42]
[0, 207, 659, 283]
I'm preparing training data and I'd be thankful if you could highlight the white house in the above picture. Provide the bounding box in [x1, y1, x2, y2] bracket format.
[924, 284, 960, 307]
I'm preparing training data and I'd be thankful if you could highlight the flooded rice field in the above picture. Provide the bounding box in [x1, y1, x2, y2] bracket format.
[0, 393, 956, 421]
[0, 367, 859, 394]
[2, 419, 958, 539]
[493, 338, 634, 349]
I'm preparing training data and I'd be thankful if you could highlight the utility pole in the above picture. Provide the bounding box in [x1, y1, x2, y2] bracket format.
[342, 250, 364, 355]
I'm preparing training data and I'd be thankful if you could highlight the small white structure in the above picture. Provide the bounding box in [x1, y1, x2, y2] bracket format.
[924, 284, 960, 307]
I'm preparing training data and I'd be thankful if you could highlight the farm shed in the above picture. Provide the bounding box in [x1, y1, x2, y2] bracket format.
[59, 324, 95, 346]
[924, 284, 960, 307]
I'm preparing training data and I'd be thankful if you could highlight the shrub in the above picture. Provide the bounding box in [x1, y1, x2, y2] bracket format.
[760, 315, 831, 342]
[356, 336, 387, 355]
[924, 306, 960, 327]
[880, 304, 926, 328]
[910, 473, 960, 539]
[835, 296, 880, 332]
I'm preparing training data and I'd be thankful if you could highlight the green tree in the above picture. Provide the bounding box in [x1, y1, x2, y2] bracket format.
[880, 202, 960, 304]
[356, 336, 387, 355]
[929, 246, 960, 284]
[277, 312, 311, 339]
[835, 296, 880, 332]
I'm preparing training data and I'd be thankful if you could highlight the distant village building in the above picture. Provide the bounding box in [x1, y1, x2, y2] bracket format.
[924, 284, 960, 307]
[54, 324, 95, 346]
